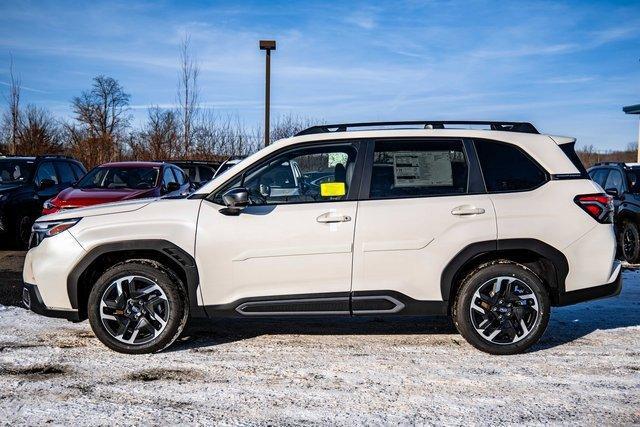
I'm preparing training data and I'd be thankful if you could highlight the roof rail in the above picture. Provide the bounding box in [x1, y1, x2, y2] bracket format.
[35, 154, 76, 160]
[593, 162, 626, 166]
[295, 121, 539, 136]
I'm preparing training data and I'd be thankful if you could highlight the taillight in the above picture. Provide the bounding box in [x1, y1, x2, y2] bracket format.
[574, 194, 613, 224]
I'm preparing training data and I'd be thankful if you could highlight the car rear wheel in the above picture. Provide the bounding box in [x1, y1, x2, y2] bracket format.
[453, 261, 550, 355]
[621, 221, 640, 264]
[87, 260, 188, 354]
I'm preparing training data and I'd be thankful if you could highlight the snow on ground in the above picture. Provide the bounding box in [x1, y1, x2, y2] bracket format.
[0, 272, 639, 425]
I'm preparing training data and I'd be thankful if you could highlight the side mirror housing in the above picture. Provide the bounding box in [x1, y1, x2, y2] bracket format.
[165, 182, 181, 193]
[221, 187, 249, 215]
[605, 188, 619, 198]
[39, 179, 56, 190]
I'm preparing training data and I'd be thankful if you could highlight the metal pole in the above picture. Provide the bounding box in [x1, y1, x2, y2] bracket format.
[265, 49, 271, 147]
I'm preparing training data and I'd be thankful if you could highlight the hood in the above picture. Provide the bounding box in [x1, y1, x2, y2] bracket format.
[39, 198, 155, 221]
[54, 186, 156, 206]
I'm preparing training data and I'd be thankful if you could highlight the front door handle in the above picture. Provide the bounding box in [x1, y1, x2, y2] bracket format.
[451, 205, 486, 216]
[317, 212, 352, 223]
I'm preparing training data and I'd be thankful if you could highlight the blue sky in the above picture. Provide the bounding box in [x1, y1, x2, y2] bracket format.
[0, 0, 639, 149]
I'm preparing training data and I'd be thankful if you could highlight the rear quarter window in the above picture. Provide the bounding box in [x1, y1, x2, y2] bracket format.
[474, 139, 547, 192]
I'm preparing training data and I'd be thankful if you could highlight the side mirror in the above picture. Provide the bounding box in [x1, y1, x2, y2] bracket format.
[165, 182, 181, 193]
[605, 188, 619, 198]
[39, 179, 55, 190]
[221, 187, 249, 215]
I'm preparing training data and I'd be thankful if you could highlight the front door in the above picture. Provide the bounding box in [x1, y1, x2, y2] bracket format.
[196, 141, 362, 315]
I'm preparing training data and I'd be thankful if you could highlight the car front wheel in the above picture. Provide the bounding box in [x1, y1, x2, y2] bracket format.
[87, 260, 189, 354]
[453, 261, 550, 355]
[621, 221, 640, 264]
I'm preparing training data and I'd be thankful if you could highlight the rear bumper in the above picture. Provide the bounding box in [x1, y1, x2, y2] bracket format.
[556, 261, 622, 306]
[22, 283, 80, 322]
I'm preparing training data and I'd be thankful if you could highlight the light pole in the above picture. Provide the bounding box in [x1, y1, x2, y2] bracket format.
[260, 40, 276, 147]
[623, 104, 640, 162]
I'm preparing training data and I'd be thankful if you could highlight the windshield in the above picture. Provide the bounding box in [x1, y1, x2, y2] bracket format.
[76, 166, 159, 190]
[0, 159, 34, 184]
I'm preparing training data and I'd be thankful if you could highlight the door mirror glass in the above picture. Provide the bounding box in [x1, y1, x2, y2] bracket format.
[222, 187, 249, 215]
[605, 187, 619, 197]
[39, 178, 56, 190]
[320, 182, 346, 197]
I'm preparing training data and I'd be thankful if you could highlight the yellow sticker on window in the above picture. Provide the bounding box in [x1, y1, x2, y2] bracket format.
[320, 182, 346, 197]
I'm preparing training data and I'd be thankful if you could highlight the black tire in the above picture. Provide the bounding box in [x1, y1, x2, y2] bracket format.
[14, 215, 33, 249]
[621, 221, 640, 264]
[87, 260, 189, 354]
[453, 260, 550, 355]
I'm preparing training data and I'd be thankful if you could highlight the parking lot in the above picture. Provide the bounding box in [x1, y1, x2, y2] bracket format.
[0, 251, 638, 424]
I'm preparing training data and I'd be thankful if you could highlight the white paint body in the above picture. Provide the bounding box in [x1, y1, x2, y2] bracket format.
[24, 128, 619, 311]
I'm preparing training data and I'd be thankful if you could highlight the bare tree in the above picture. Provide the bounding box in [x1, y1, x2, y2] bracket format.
[177, 34, 200, 157]
[17, 105, 62, 155]
[140, 107, 180, 160]
[269, 114, 318, 142]
[2, 55, 21, 154]
[71, 75, 130, 165]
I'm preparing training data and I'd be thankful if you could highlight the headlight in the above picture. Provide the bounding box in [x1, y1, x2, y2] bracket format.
[0, 194, 7, 203]
[30, 218, 81, 247]
[43, 199, 55, 210]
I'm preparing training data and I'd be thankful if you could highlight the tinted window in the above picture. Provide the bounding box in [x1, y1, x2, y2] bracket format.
[604, 170, 623, 193]
[71, 163, 86, 180]
[0, 160, 33, 183]
[589, 169, 609, 188]
[215, 144, 357, 205]
[475, 140, 546, 192]
[369, 140, 468, 199]
[162, 168, 177, 185]
[173, 167, 187, 185]
[626, 169, 640, 193]
[56, 162, 76, 184]
[199, 165, 215, 182]
[35, 162, 59, 185]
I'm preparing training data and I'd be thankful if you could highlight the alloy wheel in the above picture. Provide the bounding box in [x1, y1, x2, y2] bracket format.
[469, 276, 540, 345]
[623, 227, 637, 261]
[99, 275, 170, 345]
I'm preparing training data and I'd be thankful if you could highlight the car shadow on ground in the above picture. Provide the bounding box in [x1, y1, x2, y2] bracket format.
[173, 271, 640, 353]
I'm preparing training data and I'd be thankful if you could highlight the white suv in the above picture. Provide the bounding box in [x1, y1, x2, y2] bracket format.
[22, 121, 621, 355]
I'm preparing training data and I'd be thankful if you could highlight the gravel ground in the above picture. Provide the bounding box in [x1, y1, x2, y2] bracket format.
[0, 266, 638, 425]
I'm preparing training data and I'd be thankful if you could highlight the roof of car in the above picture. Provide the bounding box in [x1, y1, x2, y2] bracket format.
[99, 161, 165, 168]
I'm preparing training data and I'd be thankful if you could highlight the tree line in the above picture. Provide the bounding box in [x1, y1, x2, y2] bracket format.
[0, 36, 316, 168]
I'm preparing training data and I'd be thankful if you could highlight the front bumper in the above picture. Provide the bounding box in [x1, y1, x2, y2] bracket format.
[22, 283, 80, 322]
[556, 261, 622, 306]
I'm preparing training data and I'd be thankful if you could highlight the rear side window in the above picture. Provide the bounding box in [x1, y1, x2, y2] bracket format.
[55, 161, 76, 184]
[559, 142, 588, 176]
[369, 140, 468, 199]
[475, 140, 547, 192]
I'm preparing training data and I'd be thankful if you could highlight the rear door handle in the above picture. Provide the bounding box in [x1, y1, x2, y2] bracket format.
[451, 205, 486, 216]
[317, 212, 352, 223]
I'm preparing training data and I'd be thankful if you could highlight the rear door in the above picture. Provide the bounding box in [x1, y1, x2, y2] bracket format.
[351, 139, 497, 311]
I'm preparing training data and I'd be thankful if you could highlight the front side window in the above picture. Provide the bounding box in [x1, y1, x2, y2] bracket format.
[475, 140, 547, 192]
[56, 162, 76, 184]
[35, 162, 59, 185]
[162, 168, 177, 186]
[604, 170, 623, 193]
[369, 140, 468, 199]
[589, 169, 609, 188]
[214, 144, 358, 205]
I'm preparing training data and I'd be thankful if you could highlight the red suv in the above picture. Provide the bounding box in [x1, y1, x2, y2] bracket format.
[43, 161, 191, 215]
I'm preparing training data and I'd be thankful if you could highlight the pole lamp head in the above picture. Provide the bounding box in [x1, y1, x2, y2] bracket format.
[259, 40, 276, 51]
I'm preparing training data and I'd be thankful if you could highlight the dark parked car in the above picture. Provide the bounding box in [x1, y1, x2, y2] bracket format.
[43, 161, 191, 215]
[168, 160, 220, 189]
[0, 155, 86, 247]
[588, 162, 640, 263]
